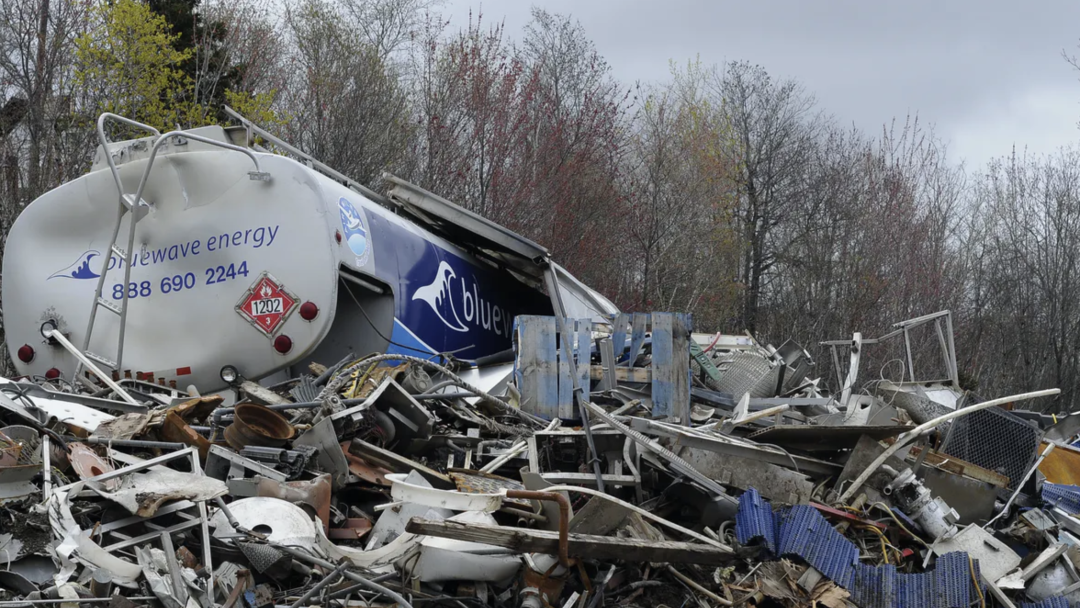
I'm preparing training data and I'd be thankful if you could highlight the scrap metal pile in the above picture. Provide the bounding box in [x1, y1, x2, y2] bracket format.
[5, 310, 1080, 608]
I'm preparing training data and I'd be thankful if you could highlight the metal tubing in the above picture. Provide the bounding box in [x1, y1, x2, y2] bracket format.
[985, 443, 1056, 528]
[505, 489, 571, 568]
[481, 419, 561, 473]
[289, 562, 349, 608]
[325, 573, 397, 600]
[268, 543, 414, 608]
[315, 353, 357, 387]
[41, 434, 51, 501]
[64, 436, 186, 450]
[45, 329, 139, 405]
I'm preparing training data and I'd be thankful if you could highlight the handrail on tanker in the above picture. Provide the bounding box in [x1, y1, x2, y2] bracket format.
[129, 130, 270, 212]
[222, 105, 393, 209]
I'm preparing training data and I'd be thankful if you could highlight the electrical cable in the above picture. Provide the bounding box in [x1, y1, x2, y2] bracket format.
[340, 278, 440, 357]
[968, 554, 985, 608]
[859, 524, 890, 564]
[870, 502, 930, 548]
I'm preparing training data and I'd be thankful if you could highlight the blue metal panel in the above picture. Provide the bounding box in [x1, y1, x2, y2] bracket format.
[626, 313, 648, 367]
[650, 312, 675, 418]
[735, 488, 776, 552]
[777, 505, 858, 588]
[610, 313, 628, 364]
[572, 319, 591, 417]
[1043, 482, 1080, 514]
[736, 488, 986, 608]
[513, 316, 559, 419]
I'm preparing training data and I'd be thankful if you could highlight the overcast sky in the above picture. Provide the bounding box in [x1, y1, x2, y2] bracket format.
[443, 0, 1080, 170]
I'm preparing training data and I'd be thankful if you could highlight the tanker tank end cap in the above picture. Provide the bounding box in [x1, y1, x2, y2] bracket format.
[248, 170, 272, 182]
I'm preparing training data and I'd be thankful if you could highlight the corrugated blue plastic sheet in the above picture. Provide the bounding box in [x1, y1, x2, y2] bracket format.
[1043, 482, 1080, 514]
[736, 488, 980, 608]
[1022, 599, 1072, 608]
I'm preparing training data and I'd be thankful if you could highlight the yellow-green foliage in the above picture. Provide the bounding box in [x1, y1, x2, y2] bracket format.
[76, 0, 193, 131]
[224, 89, 287, 129]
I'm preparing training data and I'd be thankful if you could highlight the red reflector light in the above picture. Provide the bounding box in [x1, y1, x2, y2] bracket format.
[17, 345, 34, 363]
[273, 335, 292, 354]
[299, 302, 319, 321]
[45, 368, 61, 379]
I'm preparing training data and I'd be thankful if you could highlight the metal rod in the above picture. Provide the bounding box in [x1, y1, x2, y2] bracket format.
[985, 443, 1056, 528]
[268, 543, 414, 608]
[412, 391, 475, 400]
[481, 419, 561, 473]
[45, 329, 139, 405]
[64, 436, 186, 450]
[41, 434, 51, 500]
[945, 312, 960, 388]
[223, 106, 391, 208]
[325, 573, 397, 599]
[289, 562, 349, 608]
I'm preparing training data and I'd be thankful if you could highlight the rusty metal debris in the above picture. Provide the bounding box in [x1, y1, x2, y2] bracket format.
[2, 310, 1079, 607]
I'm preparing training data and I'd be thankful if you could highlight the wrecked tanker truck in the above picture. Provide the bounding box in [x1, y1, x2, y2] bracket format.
[2, 109, 617, 392]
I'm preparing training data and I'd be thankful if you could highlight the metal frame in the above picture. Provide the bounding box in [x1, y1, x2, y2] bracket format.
[821, 310, 961, 401]
[53, 446, 215, 594]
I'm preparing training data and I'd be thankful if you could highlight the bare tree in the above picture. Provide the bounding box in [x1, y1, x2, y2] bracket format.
[714, 62, 819, 333]
[276, 0, 415, 186]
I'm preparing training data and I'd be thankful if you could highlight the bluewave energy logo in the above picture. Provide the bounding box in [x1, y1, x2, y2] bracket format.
[412, 261, 513, 337]
[48, 250, 103, 280]
[338, 197, 369, 265]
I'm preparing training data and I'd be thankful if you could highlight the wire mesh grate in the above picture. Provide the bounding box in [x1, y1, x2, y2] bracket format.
[939, 405, 1042, 492]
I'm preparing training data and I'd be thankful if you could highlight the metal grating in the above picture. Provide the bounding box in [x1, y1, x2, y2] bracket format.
[1021, 599, 1072, 608]
[1043, 483, 1080, 515]
[712, 351, 780, 399]
[736, 489, 982, 608]
[940, 405, 1042, 491]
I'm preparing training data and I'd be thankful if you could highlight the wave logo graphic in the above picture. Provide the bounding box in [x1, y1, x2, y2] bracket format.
[48, 250, 102, 280]
[338, 197, 369, 264]
[412, 261, 468, 332]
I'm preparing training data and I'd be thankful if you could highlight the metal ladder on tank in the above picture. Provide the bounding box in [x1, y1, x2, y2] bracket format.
[70, 113, 270, 388]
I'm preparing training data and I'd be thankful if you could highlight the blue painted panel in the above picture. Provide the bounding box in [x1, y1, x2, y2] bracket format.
[736, 488, 986, 608]
[367, 214, 551, 360]
[626, 313, 648, 367]
[514, 316, 559, 419]
[651, 312, 675, 417]
[611, 313, 628, 364]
